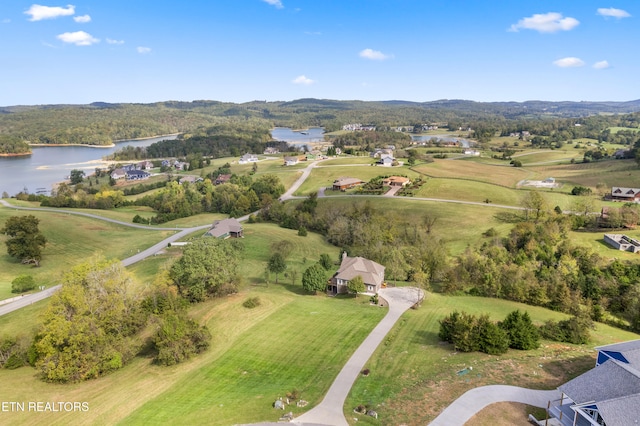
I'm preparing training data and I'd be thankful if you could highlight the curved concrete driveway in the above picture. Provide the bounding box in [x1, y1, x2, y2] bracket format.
[290, 287, 421, 426]
[429, 385, 560, 426]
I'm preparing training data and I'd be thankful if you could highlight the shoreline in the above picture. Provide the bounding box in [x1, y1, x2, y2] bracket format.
[0, 152, 32, 157]
[28, 133, 181, 149]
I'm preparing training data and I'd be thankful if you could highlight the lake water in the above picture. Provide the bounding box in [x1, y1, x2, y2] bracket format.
[270, 127, 325, 147]
[0, 135, 178, 197]
[411, 134, 473, 147]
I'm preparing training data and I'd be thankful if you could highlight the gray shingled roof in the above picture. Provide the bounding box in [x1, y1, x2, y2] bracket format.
[597, 394, 640, 426]
[335, 256, 385, 287]
[205, 218, 242, 238]
[559, 360, 640, 404]
[597, 340, 640, 368]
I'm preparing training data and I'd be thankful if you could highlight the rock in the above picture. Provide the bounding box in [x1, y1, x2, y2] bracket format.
[367, 410, 378, 419]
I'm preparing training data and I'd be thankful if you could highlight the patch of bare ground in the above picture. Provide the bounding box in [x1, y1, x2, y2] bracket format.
[466, 402, 546, 426]
[384, 343, 595, 425]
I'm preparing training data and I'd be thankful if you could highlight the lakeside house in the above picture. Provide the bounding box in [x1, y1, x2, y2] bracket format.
[328, 253, 385, 295]
[125, 170, 150, 181]
[548, 339, 640, 425]
[204, 218, 243, 239]
[332, 177, 364, 191]
[110, 168, 126, 180]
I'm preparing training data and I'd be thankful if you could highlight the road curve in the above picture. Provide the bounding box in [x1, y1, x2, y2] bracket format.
[429, 385, 560, 426]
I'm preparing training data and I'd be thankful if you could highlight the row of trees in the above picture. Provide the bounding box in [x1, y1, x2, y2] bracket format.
[439, 309, 594, 354]
[135, 174, 284, 223]
[439, 310, 540, 355]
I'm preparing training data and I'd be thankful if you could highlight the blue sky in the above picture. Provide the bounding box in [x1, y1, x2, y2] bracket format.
[0, 1, 637, 105]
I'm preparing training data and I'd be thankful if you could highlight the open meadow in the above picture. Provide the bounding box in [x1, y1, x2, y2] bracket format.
[0, 207, 174, 301]
[2, 150, 640, 426]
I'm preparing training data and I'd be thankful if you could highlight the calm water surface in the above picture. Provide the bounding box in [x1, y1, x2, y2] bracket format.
[0, 135, 178, 196]
[270, 127, 325, 146]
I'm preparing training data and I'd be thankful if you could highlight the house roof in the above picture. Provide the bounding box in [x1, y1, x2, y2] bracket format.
[335, 256, 385, 287]
[205, 218, 243, 238]
[126, 170, 149, 177]
[333, 177, 363, 186]
[596, 393, 640, 426]
[559, 360, 640, 405]
[383, 176, 410, 184]
[597, 340, 640, 368]
[612, 187, 640, 197]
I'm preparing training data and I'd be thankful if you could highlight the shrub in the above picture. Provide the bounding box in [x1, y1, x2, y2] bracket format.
[154, 313, 211, 366]
[539, 315, 593, 345]
[242, 296, 261, 309]
[499, 310, 540, 350]
[298, 226, 307, 236]
[11, 275, 36, 293]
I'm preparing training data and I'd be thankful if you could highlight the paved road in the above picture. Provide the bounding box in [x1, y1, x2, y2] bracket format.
[245, 287, 422, 426]
[429, 385, 560, 426]
[0, 200, 212, 316]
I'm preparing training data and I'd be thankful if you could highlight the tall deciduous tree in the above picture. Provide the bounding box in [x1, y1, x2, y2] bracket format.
[1, 215, 47, 266]
[33, 258, 146, 382]
[170, 239, 243, 302]
[267, 252, 287, 283]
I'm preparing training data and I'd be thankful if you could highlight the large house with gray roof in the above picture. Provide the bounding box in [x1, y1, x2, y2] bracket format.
[204, 218, 243, 239]
[328, 253, 385, 295]
[548, 339, 640, 426]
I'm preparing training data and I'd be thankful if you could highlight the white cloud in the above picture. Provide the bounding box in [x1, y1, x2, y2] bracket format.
[73, 14, 91, 23]
[106, 38, 124, 45]
[292, 75, 315, 85]
[593, 60, 610, 69]
[509, 12, 579, 33]
[553, 57, 585, 68]
[137, 46, 152, 54]
[359, 48, 392, 60]
[56, 31, 99, 46]
[2, 19, 11, 24]
[25, 4, 75, 21]
[262, 0, 283, 9]
[597, 8, 631, 18]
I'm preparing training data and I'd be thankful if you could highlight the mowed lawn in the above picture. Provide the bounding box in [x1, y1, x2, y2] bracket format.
[511, 149, 584, 165]
[295, 165, 419, 196]
[121, 293, 386, 425]
[412, 159, 531, 188]
[0, 207, 174, 301]
[346, 292, 640, 425]
[529, 159, 640, 189]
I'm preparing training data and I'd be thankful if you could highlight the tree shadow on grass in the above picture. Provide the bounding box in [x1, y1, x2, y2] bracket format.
[278, 282, 311, 296]
[413, 329, 444, 345]
[539, 354, 595, 384]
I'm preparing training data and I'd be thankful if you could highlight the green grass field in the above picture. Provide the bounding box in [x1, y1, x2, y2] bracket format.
[0, 207, 174, 301]
[413, 159, 531, 188]
[346, 292, 640, 425]
[3, 152, 640, 425]
[295, 165, 419, 196]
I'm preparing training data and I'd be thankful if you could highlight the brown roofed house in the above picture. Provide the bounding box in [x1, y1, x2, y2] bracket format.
[204, 218, 243, 239]
[382, 176, 411, 187]
[328, 253, 385, 295]
[332, 177, 364, 191]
